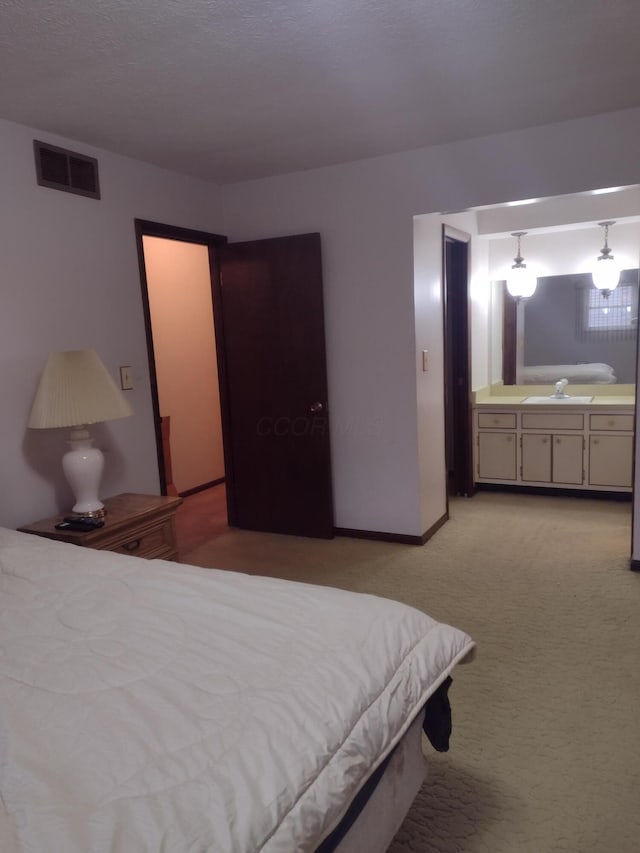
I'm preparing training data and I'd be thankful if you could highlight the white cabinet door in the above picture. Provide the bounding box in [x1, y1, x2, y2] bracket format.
[478, 432, 517, 480]
[521, 434, 551, 482]
[522, 433, 583, 484]
[589, 435, 633, 487]
[552, 434, 583, 485]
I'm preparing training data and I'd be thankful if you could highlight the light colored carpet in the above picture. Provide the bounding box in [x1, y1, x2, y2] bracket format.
[182, 491, 640, 853]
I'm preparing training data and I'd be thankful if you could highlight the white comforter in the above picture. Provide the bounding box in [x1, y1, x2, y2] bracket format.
[0, 528, 474, 853]
[520, 362, 616, 384]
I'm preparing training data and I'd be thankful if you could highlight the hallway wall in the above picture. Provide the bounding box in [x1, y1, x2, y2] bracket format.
[143, 236, 224, 493]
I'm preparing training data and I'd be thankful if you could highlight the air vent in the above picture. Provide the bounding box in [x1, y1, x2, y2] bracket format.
[34, 140, 100, 199]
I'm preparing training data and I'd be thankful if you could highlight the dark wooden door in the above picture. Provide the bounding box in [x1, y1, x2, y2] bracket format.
[215, 233, 334, 538]
[444, 233, 474, 497]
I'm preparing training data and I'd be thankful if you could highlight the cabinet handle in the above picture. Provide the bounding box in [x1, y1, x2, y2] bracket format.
[555, 438, 561, 445]
[123, 538, 141, 552]
[542, 438, 548, 444]
[593, 438, 599, 445]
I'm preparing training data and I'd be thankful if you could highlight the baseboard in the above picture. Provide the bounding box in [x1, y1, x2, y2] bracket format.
[420, 511, 449, 543]
[475, 483, 632, 502]
[335, 511, 449, 546]
[179, 478, 225, 498]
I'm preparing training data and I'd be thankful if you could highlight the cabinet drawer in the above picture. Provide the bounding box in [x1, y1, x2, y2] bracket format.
[477, 412, 517, 429]
[521, 413, 584, 430]
[98, 519, 175, 559]
[589, 413, 634, 432]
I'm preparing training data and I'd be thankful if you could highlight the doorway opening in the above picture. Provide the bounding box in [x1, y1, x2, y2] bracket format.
[134, 220, 229, 527]
[135, 221, 335, 540]
[443, 227, 474, 497]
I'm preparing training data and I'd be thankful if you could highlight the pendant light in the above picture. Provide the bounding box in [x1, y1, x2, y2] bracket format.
[506, 231, 537, 299]
[591, 221, 622, 296]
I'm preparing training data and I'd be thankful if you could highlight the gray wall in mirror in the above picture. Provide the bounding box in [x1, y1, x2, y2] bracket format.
[522, 271, 639, 383]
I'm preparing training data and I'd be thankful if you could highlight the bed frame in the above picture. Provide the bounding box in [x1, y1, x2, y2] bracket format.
[333, 712, 428, 852]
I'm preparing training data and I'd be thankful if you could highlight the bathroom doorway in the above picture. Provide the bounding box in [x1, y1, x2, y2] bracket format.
[443, 227, 474, 497]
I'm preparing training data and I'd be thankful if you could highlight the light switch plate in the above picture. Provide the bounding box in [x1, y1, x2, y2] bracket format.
[119, 365, 133, 390]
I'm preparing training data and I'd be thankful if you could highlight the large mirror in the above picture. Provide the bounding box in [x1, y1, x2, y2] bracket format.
[484, 204, 640, 388]
[502, 269, 639, 386]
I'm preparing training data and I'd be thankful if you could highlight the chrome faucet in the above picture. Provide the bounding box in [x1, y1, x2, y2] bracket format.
[553, 378, 569, 398]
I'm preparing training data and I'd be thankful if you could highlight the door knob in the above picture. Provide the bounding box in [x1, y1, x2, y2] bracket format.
[309, 401, 324, 413]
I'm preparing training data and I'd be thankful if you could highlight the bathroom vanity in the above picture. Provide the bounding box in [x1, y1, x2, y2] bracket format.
[473, 387, 635, 493]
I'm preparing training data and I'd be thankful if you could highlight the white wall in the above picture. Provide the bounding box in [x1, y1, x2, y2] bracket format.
[5, 106, 640, 549]
[477, 186, 640, 236]
[412, 211, 490, 531]
[487, 223, 640, 281]
[413, 214, 446, 532]
[1, 118, 225, 529]
[223, 107, 640, 539]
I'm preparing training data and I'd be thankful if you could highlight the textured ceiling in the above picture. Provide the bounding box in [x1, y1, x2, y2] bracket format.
[2, 0, 640, 183]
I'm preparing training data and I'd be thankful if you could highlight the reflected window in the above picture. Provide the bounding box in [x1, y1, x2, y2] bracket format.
[584, 284, 637, 333]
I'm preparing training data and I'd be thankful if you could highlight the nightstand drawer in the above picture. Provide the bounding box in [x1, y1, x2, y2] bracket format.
[103, 519, 175, 559]
[18, 494, 182, 560]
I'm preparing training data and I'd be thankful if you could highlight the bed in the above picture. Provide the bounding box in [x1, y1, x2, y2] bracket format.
[519, 362, 617, 384]
[0, 528, 474, 853]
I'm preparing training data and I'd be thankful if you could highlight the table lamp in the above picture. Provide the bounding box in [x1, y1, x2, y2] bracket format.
[28, 349, 133, 517]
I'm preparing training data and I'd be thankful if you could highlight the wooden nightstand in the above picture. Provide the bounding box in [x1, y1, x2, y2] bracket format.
[18, 493, 183, 560]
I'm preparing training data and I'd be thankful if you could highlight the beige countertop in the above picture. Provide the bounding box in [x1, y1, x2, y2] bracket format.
[474, 395, 634, 408]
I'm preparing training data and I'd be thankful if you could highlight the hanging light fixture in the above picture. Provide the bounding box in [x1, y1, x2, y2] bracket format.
[506, 231, 537, 299]
[591, 220, 622, 296]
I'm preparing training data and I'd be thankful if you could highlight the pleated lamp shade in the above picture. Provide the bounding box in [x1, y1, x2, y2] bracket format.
[28, 349, 132, 429]
[28, 350, 133, 517]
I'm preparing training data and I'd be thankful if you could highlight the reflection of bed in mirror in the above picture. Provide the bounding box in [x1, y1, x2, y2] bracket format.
[502, 271, 639, 386]
[520, 363, 617, 384]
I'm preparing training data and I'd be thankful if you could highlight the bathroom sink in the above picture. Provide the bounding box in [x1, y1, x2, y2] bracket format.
[523, 396, 593, 404]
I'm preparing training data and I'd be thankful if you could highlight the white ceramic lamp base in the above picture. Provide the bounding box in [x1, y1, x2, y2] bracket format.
[62, 427, 106, 517]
